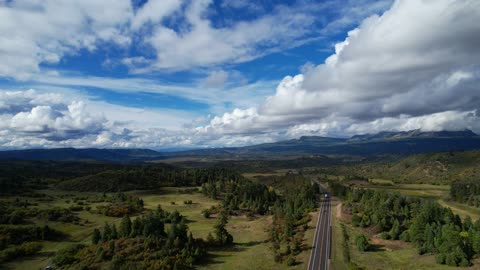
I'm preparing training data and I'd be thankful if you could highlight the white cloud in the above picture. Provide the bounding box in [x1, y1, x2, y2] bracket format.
[202, 0, 480, 139]
[0, 0, 391, 78]
[0, 0, 133, 79]
[131, 0, 182, 30]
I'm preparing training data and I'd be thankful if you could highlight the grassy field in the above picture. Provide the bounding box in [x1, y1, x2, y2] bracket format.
[327, 177, 480, 270]
[4, 187, 317, 270]
[330, 198, 466, 270]
[140, 188, 320, 270]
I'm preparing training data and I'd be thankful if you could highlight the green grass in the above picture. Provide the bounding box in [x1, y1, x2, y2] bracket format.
[338, 219, 457, 270]
[4, 187, 317, 270]
[368, 178, 395, 185]
[140, 188, 316, 270]
[438, 200, 480, 221]
[328, 184, 467, 270]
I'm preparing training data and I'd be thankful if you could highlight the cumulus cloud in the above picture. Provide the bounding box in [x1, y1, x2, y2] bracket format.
[0, 0, 133, 79]
[0, 89, 180, 148]
[0, 0, 391, 78]
[202, 0, 480, 138]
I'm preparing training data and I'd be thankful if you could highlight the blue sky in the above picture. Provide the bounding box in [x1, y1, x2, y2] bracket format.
[0, 0, 479, 149]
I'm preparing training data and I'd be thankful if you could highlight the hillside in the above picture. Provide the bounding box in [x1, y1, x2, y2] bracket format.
[0, 148, 164, 162]
[170, 129, 480, 157]
[330, 150, 480, 184]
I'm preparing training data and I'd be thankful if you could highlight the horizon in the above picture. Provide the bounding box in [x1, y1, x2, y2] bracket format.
[0, 128, 477, 152]
[0, 0, 479, 150]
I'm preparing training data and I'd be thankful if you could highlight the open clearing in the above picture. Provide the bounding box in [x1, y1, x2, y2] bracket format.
[4, 187, 316, 270]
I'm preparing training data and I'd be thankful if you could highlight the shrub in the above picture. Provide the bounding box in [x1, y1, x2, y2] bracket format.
[355, 234, 370, 252]
[286, 255, 295, 266]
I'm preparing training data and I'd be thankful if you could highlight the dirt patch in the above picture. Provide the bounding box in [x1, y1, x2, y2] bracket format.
[336, 202, 342, 220]
[370, 234, 410, 251]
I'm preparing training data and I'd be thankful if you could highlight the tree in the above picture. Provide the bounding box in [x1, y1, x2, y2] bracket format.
[111, 224, 119, 239]
[389, 219, 400, 240]
[214, 210, 233, 246]
[130, 217, 142, 237]
[355, 234, 370, 251]
[92, 228, 101, 244]
[120, 216, 132, 237]
[103, 223, 112, 241]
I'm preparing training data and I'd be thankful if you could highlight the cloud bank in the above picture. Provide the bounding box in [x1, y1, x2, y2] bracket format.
[201, 0, 480, 138]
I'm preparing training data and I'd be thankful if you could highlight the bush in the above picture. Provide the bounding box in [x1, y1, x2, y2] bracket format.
[52, 244, 85, 266]
[201, 209, 210, 218]
[0, 242, 42, 262]
[355, 234, 370, 252]
[351, 215, 361, 227]
[286, 255, 295, 266]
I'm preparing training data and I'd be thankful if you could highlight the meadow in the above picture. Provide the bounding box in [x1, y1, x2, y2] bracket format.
[3, 186, 317, 270]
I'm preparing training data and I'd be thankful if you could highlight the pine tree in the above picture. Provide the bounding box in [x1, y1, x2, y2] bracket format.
[92, 228, 101, 244]
[389, 219, 400, 240]
[103, 222, 112, 241]
[120, 216, 132, 237]
[111, 224, 118, 239]
[213, 210, 233, 246]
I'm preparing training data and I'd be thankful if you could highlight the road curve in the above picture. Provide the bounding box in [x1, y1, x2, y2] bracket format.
[307, 188, 331, 270]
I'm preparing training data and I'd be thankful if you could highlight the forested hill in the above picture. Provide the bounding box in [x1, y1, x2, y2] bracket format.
[0, 129, 479, 161]
[170, 129, 480, 157]
[327, 150, 480, 184]
[0, 148, 164, 162]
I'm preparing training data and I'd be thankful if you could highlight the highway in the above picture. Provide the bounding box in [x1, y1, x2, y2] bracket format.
[307, 187, 332, 270]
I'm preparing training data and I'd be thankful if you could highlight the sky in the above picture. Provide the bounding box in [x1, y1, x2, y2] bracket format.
[0, 0, 479, 150]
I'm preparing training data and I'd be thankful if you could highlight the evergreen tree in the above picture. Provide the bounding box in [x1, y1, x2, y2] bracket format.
[389, 219, 400, 240]
[214, 210, 233, 245]
[120, 216, 132, 237]
[355, 234, 370, 251]
[102, 223, 112, 241]
[111, 224, 118, 239]
[92, 228, 101, 244]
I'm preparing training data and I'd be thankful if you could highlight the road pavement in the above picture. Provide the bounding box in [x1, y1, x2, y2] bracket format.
[307, 189, 332, 270]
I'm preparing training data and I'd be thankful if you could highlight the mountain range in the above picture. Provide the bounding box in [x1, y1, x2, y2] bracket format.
[0, 129, 479, 162]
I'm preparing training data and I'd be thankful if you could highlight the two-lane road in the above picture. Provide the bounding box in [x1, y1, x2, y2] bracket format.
[308, 189, 332, 270]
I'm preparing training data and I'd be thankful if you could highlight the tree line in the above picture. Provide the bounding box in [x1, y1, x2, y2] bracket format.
[54, 206, 210, 270]
[335, 183, 480, 267]
[451, 180, 480, 207]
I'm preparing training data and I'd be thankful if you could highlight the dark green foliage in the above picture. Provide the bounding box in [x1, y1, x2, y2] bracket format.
[92, 228, 101, 244]
[52, 243, 86, 267]
[55, 207, 207, 269]
[355, 234, 370, 251]
[342, 186, 480, 266]
[120, 216, 132, 238]
[201, 170, 277, 215]
[451, 180, 480, 207]
[0, 242, 42, 262]
[96, 193, 144, 217]
[0, 225, 63, 249]
[37, 207, 79, 223]
[286, 255, 295, 266]
[269, 175, 319, 264]
[213, 210, 233, 246]
[56, 165, 243, 192]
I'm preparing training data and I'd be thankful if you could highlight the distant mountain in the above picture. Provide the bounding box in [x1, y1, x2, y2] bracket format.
[168, 129, 480, 157]
[0, 148, 164, 162]
[0, 130, 479, 161]
[349, 129, 477, 142]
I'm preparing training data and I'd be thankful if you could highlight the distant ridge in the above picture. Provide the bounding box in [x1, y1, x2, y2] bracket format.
[0, 129, 479, 161]
[0, 148, 163, 162]
[349, 129, 477, 142]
